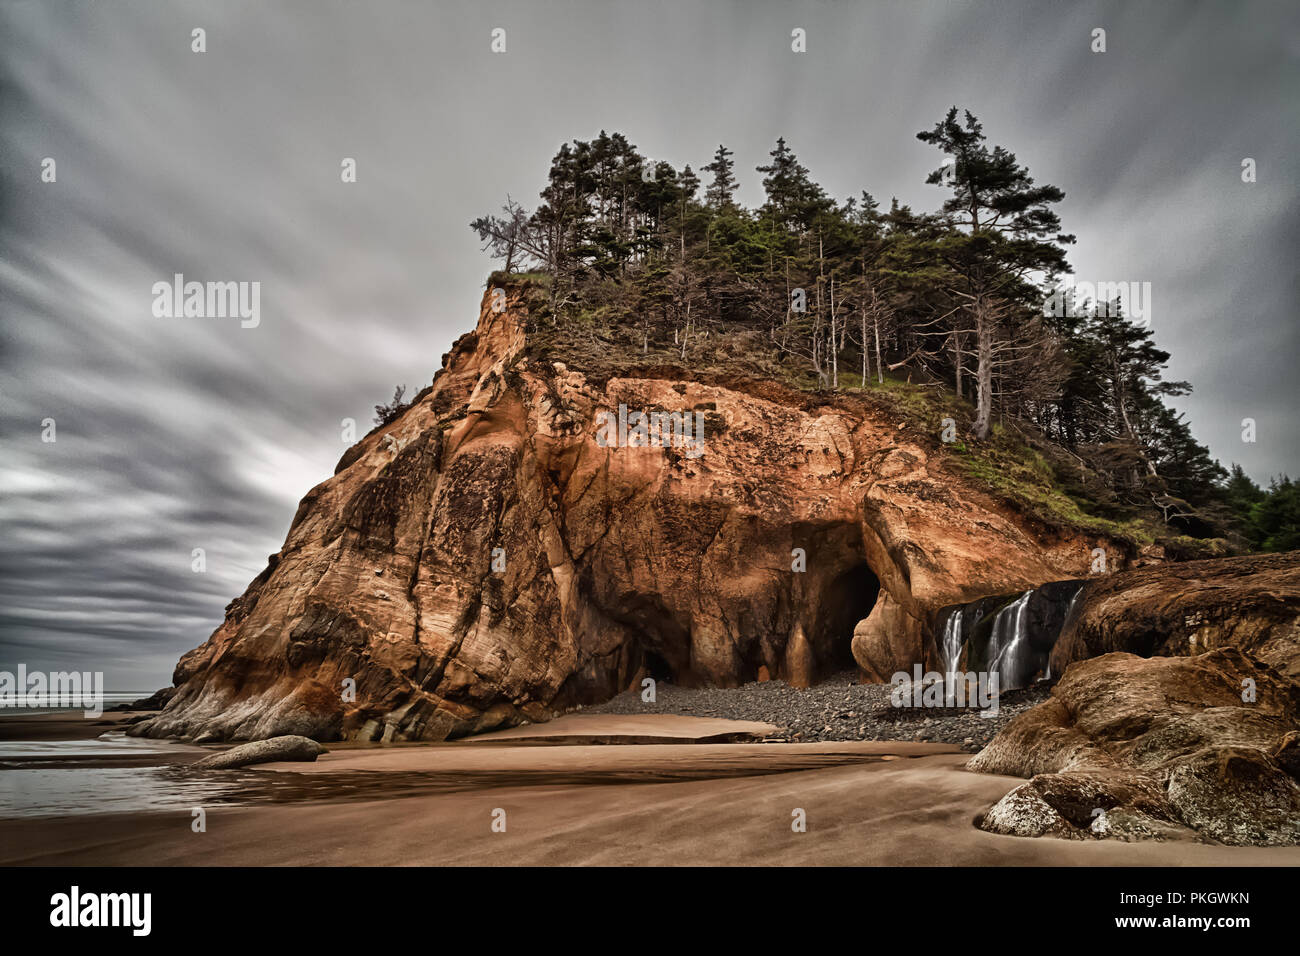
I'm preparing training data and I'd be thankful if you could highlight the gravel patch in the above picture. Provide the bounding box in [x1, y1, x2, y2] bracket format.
[586, 671, 1053, 753]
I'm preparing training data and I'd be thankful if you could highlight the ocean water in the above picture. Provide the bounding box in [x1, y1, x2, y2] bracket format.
[0, 732, 237, 817]
[0, 731, 431, 818]
[1, 691, 153, 715]
[0, 735, 171, 759]
[0, 765, 253, 817]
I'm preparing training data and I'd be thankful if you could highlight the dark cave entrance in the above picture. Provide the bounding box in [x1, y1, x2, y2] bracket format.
[604, 557, 884, 691]
[611, 590, 695, 686]
[817, 561, 881, 671]
[641, 649, 675, 683]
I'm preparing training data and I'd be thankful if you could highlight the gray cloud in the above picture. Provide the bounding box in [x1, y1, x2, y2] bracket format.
[1, 0, 1296, 688]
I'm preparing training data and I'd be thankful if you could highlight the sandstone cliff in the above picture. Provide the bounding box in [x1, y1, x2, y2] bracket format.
[137, 283, 1130, 743]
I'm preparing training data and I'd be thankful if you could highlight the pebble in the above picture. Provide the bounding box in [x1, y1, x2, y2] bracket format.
[588, 671, 1053, 753]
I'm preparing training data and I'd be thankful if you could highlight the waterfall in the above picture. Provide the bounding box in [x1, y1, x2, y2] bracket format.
[1061, 586, 1084, 629]
[987, 591, 1034, 690]
[940, 608, 964, 686]
[936, 579, 1087, 697]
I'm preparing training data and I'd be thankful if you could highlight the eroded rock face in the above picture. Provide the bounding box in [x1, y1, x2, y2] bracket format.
[970, 648, 1300, 845]
[134, 285, 1121, 743]
[1049, 552, 1300, 680]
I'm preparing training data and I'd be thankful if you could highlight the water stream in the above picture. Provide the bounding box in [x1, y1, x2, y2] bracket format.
[940, 607, 964, 684]
[936, 579, 1088, 692]
[986, 591, 1035, 690]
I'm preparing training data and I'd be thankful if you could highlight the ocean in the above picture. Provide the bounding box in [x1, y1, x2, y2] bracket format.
[0, 692, 152, 715]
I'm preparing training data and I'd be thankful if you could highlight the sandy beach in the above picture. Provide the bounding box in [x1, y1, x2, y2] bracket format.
[0, 710, 155, 742]
[3, 711, 1299, 866]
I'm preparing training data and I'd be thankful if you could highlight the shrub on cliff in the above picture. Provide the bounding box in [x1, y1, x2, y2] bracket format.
[373, 385, 410, 427]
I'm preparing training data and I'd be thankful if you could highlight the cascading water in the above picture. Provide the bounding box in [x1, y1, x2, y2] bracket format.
[986, 591, 1034, 690]
[940, 607, 964, 686]
[934, 578, 1087, 697]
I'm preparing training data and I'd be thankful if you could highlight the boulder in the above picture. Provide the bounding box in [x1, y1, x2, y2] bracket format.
[970, 647, 1300, 845]
[1049, 551, 1300, 680]
[979, 782, 1078, 839]
[1164, 746, 1300, 846]
[192, 735, 328, 770]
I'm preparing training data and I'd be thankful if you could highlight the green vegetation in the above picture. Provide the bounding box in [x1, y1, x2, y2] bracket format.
[469, 112, 1285, 551]
[1224, 466, 1300, 552]
[372, 384, 410, 426]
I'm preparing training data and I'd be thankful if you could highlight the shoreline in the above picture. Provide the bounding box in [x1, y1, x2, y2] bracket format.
[5, 747, 1298, 866]
[2, 710, 1299, 866]
[0, 710, 158, 742]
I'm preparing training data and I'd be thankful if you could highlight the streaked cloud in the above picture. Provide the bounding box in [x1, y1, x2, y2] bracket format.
[1, 0, 1295, 687]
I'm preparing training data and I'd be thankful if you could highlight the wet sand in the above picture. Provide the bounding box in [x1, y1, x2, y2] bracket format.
[0, 710, 154, 742]
[3, 712, 1298, 866]
[465, 712, 781, 744]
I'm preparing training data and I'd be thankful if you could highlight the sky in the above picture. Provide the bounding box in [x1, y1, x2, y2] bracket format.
[1, 0, 1297, 689]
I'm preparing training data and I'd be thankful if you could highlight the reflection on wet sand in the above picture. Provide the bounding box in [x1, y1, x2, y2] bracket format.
[0, 731, 901, 817]
[4, 713, 1300, 866]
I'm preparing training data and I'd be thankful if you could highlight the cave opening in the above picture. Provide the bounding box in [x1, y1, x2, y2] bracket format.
[601, 557, 884, 691]
[607, 590, 695, 686]
[818, 561, 881, 672]
[641, 650, 674, 682]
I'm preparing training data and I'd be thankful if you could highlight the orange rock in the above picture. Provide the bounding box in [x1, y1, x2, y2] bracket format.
[137, 283, 1129, 743]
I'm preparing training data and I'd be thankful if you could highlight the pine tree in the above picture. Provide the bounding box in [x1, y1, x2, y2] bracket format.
[917, 108, 1074, 439]
[702, 144, 738, 210]
[1225, 464, 1266, 515]
[1256, 476, 1300, 551]
[468, 127, 1246, 546]
[756, 137, 832, 234]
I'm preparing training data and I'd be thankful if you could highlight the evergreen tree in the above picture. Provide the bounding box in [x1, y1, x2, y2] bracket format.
[1225, 464, 1266, 515]
[467, 125, 1265, 547]
[917, 108, 1074, 439]
[702, 144, 738, 210]
[1255, 476, 1300, 551]
[756, 137, 833, 234]
[1225, 468, 1299, 551]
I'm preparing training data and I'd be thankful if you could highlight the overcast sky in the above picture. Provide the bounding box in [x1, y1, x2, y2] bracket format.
[1, 0, 1296, 689]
